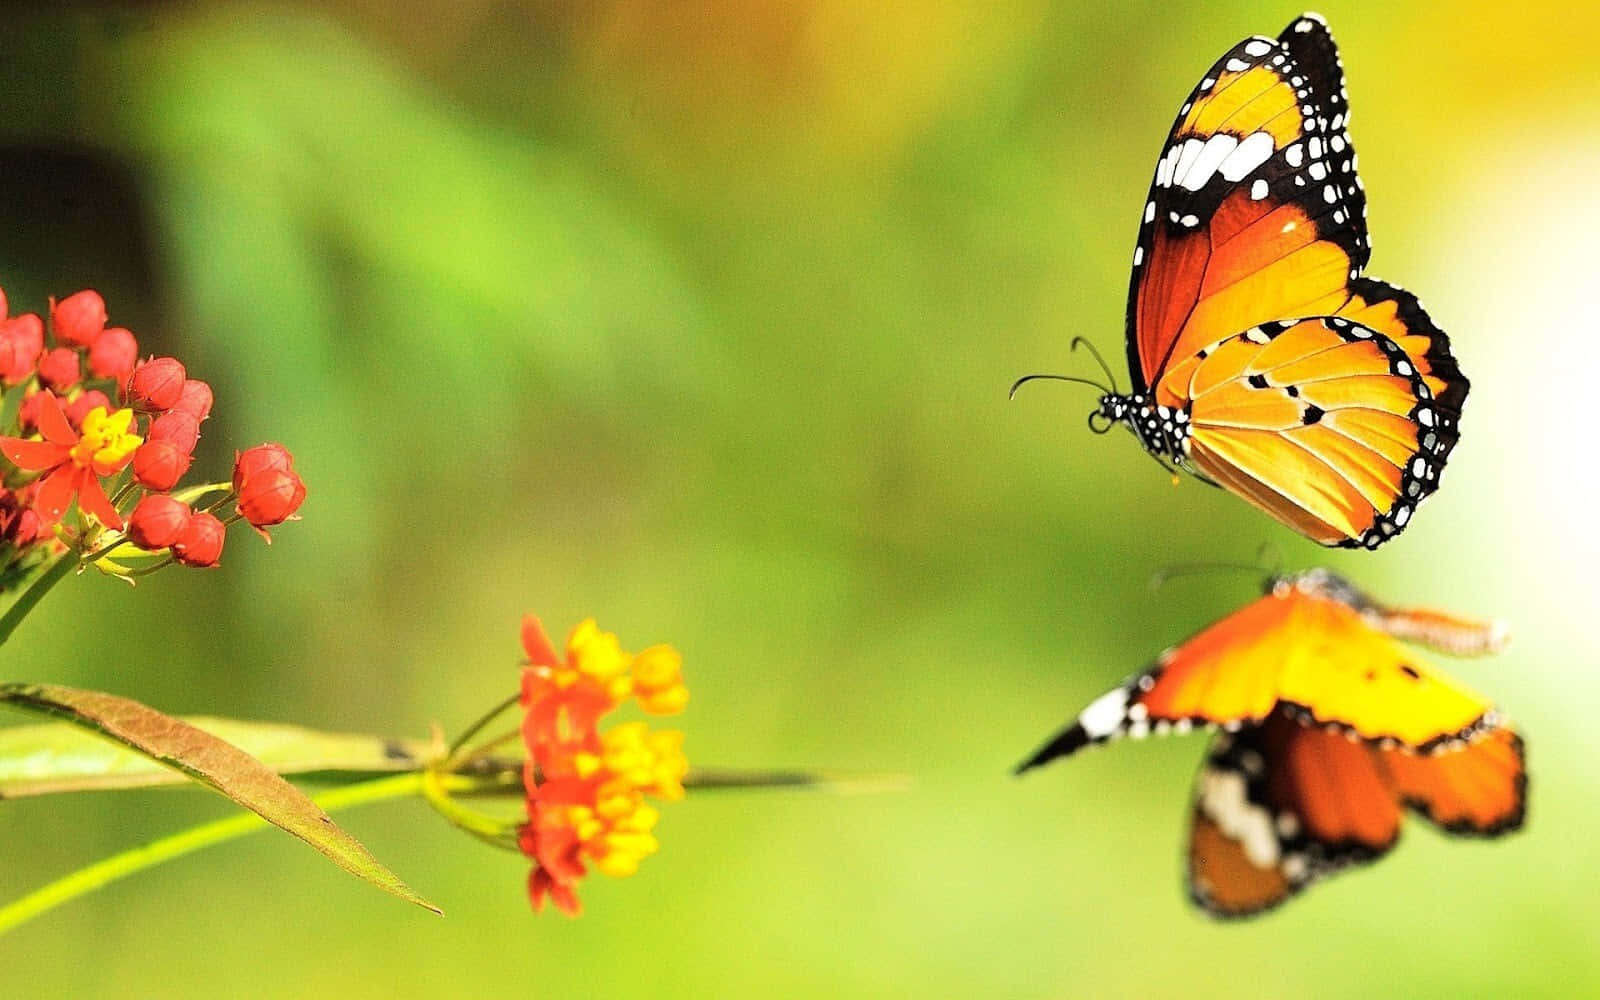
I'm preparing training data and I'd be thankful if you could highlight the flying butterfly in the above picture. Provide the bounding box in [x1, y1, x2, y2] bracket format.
[1014, 13, 1468, 549]
[1015, 568, 1525, 917]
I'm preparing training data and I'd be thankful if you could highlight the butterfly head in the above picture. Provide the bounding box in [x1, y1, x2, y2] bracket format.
[1270, 567, 1364, 606]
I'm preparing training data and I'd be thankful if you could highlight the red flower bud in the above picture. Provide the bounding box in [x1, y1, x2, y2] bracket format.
[88, 327, 138, 381]
[0, 489, 39, 547]
[232, 443, 295, 492]
[16, 391, 45, 434]
[65, 390, 113, 430]
[131, 440, 193, 492]
[125, 356, 186, 411]
[0, 314, 44, 385]
[236, 467, 306, 529]
[51, 290, 107, 347]
[36, 347, 81, 392]
[127, 494, 192, 549]
[13, 509, 40, 548]
[172, 511, 225, 567]
[147, 410, 200, 455]
[171, 379, 213, 422]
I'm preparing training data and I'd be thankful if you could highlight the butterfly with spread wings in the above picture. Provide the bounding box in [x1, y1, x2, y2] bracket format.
[1015, 568, 1525, 917]
[1016, 13, 1468, 549]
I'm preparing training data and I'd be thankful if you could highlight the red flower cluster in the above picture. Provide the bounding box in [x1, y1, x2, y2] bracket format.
[519, 616, 689, 916]
[0, 286, 306, 579]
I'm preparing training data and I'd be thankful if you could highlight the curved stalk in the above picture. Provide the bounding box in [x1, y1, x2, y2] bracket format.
[0, 554, 75, 650]
[0, 771, 434, 937]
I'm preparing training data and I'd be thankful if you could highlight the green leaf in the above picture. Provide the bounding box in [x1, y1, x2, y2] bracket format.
[0, 684, 439, 914]
[0, 715, 428, 797]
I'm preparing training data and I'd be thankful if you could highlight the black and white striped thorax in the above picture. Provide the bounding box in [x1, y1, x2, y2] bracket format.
[1097, 393, 1191, 459]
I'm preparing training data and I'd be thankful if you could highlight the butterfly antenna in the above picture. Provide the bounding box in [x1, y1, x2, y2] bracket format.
[1149, 560, 1271, 592]
[1070, 337, 1121, 395]
[1008, 373, 1111, 400]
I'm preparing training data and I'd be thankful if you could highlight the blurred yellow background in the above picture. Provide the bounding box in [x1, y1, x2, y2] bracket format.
[0, 1, 1595, 996]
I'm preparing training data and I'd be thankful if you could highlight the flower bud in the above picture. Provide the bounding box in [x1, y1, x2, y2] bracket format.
[172, 511, 225, 567]
[65, 390, 113, 429]
[125, 356, 186, 411]
[127, 494, 192, 549]
[16, 391, 44, 434]
[0, 314, 44, 385]
[147, 410, 201, 455]
[232, 443, 295, 491]
[171, 379, 214, 422]
[88, 327, 138, 381]
[236, 467, 306, 528]
[131, 440, 193, 492]
[51, 290, 107, 347]
[0, 489, 39, 547]
[36, 347, 81, 392]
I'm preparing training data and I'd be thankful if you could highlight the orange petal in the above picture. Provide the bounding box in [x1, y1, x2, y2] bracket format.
[0, 436, 68, 472]
[74, 471, 124, 530]
[521, 614, 561, 668]
[33, 391, 78, 447]
[32, 465, 78, 525]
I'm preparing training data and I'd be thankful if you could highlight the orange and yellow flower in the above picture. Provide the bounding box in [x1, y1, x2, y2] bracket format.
[0, 391, 141, 530]
[518, 615, 688, 916]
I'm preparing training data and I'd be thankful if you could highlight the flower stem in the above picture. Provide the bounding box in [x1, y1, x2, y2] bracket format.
[0, 554, 75, 650]
[0, 771, 431, 938]
[446, 693, 521, 761]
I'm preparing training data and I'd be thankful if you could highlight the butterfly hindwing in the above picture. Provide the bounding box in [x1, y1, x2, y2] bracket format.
[1335, 278, 1469, 419]
[1189, 711, 1396, 917]
[1157, 317, 1457, 548]
[1188, 709, 1526, 918]
[1126, 13, 1369, 391]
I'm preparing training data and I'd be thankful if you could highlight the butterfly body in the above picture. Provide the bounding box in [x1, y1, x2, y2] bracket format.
[1095, 392, 1191, 466]
[1028, 13, 1469, 548]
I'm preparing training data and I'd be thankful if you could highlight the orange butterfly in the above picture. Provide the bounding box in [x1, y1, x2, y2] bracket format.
[1016, 13, 1468, 549]
[1016, 569, 1525, 917]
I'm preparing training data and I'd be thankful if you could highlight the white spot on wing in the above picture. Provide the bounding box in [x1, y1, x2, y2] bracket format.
[1199, 769, 1280, 868]
[1171, 138, 1206, 189]
[1077, 686, 1130, 740]
[1179, 134, 1238, 191]
[1219, 131, 1275, 183]
[1243, 39, 1272, 57]
[1250, 178, 1269, 200]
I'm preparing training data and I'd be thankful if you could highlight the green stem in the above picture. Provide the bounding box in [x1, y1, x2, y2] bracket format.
[0, 554, 75, 649]
[446, 693, 520, 761]
[0, 771, 430, 938]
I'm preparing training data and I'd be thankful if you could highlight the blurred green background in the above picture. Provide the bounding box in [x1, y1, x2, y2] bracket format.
[0, 1, 1595, 996]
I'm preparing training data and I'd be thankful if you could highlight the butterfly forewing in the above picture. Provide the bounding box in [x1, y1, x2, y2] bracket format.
[1126, 15, 1370, 391]
[1013, 573, 1499, 773]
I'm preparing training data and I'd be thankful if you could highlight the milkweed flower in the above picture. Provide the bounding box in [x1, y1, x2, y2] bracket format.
[0, 285, 307, 587]
[518, 615, 688, 916]
[0, 392, 141, 529]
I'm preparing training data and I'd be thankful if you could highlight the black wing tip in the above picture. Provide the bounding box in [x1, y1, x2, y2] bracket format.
[1279, 12, 1333, 40]
[1013, 725, 1089, 776]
